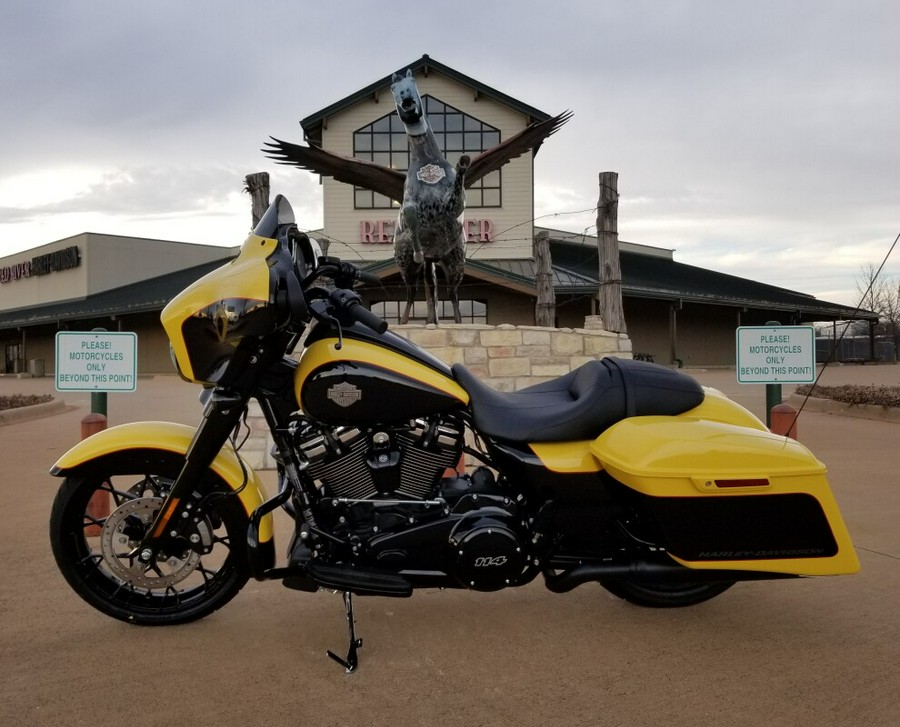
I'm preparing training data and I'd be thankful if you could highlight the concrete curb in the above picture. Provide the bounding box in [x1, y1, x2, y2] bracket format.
[788, 394, 900, 424]
[0, 397, 67, 426]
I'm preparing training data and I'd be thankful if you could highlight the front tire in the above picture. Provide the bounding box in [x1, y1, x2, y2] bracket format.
[599, 578, 734, 608]
[50, 452, 250, 625]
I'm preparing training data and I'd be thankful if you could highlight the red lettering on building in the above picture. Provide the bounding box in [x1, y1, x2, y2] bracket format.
[0, 246, 81, 284]
[360, 221, 377, 243]
[479, 219, 494, 243]
[360, 220, 494, 244]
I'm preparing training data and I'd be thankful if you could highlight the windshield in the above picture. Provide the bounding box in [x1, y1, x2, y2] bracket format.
[253, 194, 296, 240]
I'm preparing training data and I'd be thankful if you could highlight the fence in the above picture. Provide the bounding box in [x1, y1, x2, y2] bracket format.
[816, 336, 897, 363]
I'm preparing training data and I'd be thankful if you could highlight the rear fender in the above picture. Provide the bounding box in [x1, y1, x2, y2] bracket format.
[529, 387, 768, 474]
[50, 421, 273, 543]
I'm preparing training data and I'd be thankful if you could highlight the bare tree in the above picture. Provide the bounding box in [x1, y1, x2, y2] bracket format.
[856, 262, 900, 352]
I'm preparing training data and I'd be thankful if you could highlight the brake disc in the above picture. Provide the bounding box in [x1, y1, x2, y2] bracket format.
[100, 496, 211, 589]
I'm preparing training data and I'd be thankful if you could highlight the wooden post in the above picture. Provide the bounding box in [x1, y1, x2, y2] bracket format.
[597, 172, 627, 333]
[244, 172, 270, 228]
[533, 230, 556, 327]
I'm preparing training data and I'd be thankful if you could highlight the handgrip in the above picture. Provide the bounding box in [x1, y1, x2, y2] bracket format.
[349, 301, 388, 334]
[354, 269, 382, 285]
[329, 288, 388, 334]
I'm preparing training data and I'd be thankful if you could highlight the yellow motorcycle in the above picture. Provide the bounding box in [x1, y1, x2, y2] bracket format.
[49, 196, 858, 672]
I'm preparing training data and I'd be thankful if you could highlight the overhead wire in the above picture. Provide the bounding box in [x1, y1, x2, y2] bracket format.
[788, 229, 900, 430]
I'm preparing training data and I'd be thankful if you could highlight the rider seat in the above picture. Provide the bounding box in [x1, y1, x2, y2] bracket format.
[451, 357, 705, 443]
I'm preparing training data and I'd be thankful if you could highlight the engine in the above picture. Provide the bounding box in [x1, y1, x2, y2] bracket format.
[296, 416, 463, 500]
[292, 415, 533, 591]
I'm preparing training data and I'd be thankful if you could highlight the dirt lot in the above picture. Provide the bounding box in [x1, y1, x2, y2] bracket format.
[1, 364, 898, 726]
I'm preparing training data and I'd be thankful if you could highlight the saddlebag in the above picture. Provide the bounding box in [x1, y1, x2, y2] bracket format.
[590, 416, 859, 577]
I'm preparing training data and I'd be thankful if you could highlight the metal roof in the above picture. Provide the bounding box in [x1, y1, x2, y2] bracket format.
[1, 236, 873, 332]
[360, 236, 875, 323]
[544, 236, 876, 322]
[466, 257, 598, 293]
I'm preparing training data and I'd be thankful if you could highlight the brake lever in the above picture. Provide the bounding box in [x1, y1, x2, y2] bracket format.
[308, 298, 345, 350]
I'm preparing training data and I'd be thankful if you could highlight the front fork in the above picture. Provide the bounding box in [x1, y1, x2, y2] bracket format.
[136, 388, 249, 563]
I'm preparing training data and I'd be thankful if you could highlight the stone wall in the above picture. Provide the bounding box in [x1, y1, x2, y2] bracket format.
[242, 322, 632, 469]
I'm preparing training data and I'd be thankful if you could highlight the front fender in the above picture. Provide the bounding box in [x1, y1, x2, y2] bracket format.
[51, 421, 273, 543]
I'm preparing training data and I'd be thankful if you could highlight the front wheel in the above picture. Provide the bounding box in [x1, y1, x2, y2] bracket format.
[50, 452, 251, 625]
[599, 578, 734, 608]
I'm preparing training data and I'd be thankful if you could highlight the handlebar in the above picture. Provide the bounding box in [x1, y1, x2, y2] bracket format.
[355, 269, 382, 285]
[329, 289, 388, 334]
[304, 257, 379, 288]
[291, 256, 388, 337]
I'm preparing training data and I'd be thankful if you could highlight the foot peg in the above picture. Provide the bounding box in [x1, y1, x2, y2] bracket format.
[327, 591, 363, 673]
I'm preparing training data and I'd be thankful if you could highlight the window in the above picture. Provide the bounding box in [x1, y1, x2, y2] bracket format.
[371, 299, 487, 324]
[353, 96, 501, 209]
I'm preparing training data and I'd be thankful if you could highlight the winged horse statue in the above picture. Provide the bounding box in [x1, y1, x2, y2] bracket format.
[265, 69, 571, 325]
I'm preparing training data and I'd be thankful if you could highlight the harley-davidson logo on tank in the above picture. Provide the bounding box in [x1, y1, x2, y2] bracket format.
[327, 382, 362, 408]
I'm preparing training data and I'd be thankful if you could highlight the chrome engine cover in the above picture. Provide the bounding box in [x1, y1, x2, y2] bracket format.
[297, 418, 463, 501]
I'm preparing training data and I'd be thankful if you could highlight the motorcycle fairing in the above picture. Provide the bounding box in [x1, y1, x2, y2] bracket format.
[161, 231, 278, 384]
[50, 421, 274, 543]
[295, 337, 469, 424]
[590, 416, 859, 576]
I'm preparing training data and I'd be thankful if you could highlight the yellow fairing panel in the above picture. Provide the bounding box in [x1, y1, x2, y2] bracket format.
[295, 338, 469, 405]
[529, 388, 765, 474]
[51, 421, 273, 542]
[590, 417, 858, 575]
[530, 441, 601, 473]
[688, 387, 769, 431]
[161, 233, 275, 382]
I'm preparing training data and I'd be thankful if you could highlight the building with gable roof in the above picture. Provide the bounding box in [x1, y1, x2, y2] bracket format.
[0, 55, 876, 374]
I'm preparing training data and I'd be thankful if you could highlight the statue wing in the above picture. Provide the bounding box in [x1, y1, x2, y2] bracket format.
[263, 137, 406, 202]
[464, 111, 573, 187]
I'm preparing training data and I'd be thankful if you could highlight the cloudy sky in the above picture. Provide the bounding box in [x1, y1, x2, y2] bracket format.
[1, 0, 897, 306]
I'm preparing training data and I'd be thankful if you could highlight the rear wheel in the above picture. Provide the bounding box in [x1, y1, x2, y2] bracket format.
[50, 453, 250, 625]
[599, 578, 734, 608]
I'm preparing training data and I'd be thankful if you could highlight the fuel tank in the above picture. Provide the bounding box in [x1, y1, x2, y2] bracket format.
[294, 328, 469, 425]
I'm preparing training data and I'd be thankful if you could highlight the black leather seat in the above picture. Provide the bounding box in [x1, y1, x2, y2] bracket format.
[451, 357, 705, 443]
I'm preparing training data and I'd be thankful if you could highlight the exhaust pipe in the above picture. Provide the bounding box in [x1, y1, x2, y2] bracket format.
[543, 559, 792, 593]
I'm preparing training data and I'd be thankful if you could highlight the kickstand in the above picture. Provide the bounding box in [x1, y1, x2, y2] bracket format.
[327, 591, 363, 673]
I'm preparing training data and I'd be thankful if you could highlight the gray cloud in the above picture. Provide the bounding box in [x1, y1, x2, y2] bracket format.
[1, 0, 897, 305]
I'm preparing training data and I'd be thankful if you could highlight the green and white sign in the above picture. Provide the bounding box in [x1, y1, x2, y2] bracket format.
[55, 331, 137, 392]
[736, 326, 815, 384]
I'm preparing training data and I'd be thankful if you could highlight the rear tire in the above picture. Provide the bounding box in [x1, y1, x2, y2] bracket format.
[600, 578, 734, 608]
[50, 452, 250, 625]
